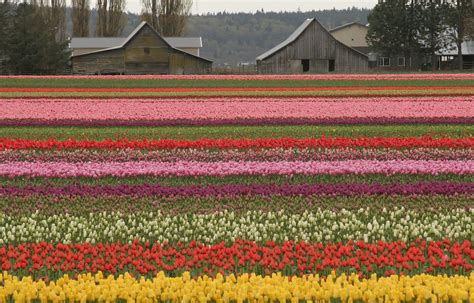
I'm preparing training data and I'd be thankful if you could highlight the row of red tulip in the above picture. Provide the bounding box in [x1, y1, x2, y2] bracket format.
[1, 239, 472, 278]
[1, 137, 473, 150]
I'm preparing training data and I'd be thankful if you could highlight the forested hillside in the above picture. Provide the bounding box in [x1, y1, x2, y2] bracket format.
[67, 8, 371, 65]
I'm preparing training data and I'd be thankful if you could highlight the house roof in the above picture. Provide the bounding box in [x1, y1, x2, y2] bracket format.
[71, 22, 212, 62]
[437, 41, 474, 56]
[329, 22, 368, 33]
[256, 18, 368, 61]
[71, 37, 203, 49]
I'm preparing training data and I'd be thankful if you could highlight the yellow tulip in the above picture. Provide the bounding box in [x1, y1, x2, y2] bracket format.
[0, 272, 472, 302]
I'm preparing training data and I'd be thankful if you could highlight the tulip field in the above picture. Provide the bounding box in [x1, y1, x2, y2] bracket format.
[0, 73, 473, 302]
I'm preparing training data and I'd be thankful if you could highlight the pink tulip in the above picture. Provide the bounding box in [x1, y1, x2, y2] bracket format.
[0, 160, 471, 178]
[1, 97, 471, 121]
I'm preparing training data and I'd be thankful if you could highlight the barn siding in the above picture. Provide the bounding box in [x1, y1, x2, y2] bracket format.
[72, 49, 125, 74]
[257, 19, 368, 74]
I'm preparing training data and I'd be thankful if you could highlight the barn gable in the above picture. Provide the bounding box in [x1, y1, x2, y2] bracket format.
[71, 22, 212, 75]
[256, 18, 368, 74]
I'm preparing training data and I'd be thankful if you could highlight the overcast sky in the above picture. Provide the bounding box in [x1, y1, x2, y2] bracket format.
[125, 0, 378, 14]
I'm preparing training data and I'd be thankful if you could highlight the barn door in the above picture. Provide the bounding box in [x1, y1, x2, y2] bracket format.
[301, 59, 310, 72]
[328, 60, 335, 72]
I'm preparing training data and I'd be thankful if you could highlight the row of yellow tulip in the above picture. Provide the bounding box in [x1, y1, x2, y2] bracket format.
[0, 272, 473, 303]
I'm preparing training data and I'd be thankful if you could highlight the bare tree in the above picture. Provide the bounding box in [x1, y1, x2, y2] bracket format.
[72, 0, 90, 37]
[141, 0, 192, 36]
[29, 0, 66, 41]
[96, 0, 126, 37]
[445, 0, 474, 70]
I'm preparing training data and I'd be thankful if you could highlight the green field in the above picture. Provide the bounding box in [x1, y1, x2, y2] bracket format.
[1, 174, 472, 188]
[1, 124, 472, 140]
[1, 78, 473, 88]
[2, 195, 472, 217]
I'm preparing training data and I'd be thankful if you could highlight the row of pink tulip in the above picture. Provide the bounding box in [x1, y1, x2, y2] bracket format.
[1, 160, 471, 177]
[1, 74, 474, 80]
[2, 96, 469, 102]
[1, 148, 470, 162]
[1, 98, 471, 121]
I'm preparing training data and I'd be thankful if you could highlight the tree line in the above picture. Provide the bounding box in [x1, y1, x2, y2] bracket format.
[367, 0, 474, 70]
[1, 0, 192, 39]
[0, 0, 192, 73]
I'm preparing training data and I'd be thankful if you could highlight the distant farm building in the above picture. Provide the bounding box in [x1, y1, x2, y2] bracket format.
[256, 18, 368, 74]
[70, 22, 212, 75]
[328, 22, 387, 69]
[437, 41, 474, 70]
[329, 22, 371, 55]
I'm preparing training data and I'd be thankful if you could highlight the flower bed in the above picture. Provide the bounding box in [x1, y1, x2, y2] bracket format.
[2, 137, 473, 150]
[1, 272, 473, 302]
[1, 240, 472, 277]
[0, 208, 471, 244]
[0, 75, 472, 301]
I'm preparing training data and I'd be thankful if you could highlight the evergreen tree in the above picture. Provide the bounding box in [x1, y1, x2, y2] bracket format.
[0, 3, 10, 53]
[367, 0, 423, 66]
[5, 3, 70, 74]
[420, 0, 451, 71]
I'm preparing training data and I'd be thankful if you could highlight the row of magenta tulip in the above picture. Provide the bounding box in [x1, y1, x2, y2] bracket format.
[1, 181, 472, 197]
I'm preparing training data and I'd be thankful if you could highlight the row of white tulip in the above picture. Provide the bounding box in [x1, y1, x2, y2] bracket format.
[0, 207, 471, 245]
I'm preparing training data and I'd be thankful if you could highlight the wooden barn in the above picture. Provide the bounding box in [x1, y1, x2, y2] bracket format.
[71, 22, 212, 75]
[256, 19, 368, 74]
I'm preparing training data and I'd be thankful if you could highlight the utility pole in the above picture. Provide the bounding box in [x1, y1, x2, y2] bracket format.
[196, 0, 198, 15]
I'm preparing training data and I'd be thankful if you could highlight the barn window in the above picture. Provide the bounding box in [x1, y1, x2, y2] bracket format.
[398, 57, 405, 66]
[301, 59, 310, 72]
[144, 47, 150, 55]
[328, 60, 335, 72]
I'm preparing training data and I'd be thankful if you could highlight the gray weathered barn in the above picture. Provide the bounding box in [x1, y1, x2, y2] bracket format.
[256, 18, 368, 73]
[71, 22, 212, 75]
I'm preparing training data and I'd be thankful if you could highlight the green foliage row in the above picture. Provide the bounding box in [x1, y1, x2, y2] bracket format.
[1, 79, 473, 88]
[2, 174, 471, 188]
[2, 194, 472, 217]
[1, 124, 471, 140]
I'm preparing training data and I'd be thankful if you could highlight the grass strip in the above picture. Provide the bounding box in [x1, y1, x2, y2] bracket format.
[1, 79, 474, 88]
[1, 194, 472, 216]
[1, 125, 472, 140]
[1, 174, 472, 187]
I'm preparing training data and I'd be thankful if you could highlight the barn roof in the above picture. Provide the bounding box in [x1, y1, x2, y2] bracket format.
[256, 18, 314, 61]
[71, 22, 212, 62]
[164, 37, 202, 48]
[71, 37, 203, 49]
[329, 22, 368, 33]
[70, 38, 125, 49]
[256, 18, 368, 61]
